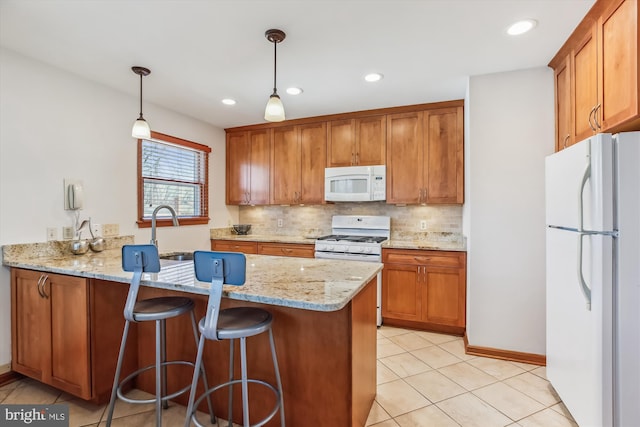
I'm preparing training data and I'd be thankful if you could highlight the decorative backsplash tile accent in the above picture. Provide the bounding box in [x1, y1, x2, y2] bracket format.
[236, 203, 463, 242]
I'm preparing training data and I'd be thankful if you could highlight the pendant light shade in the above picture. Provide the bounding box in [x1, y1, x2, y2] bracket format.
[264, 29, 286, 122]
[131, 66, 151, 139]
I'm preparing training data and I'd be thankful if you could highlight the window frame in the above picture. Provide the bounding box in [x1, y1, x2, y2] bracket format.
[137, 131, 211, 228]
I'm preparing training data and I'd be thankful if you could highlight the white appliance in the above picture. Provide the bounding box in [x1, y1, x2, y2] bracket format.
[314, 215, 390, 326]
[324, 165, 386, 202]
[545, 132, 640, 427]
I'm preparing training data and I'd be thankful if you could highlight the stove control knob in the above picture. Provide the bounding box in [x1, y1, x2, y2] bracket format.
[364, 247, 372, 254]
[327, 245, 334, 251]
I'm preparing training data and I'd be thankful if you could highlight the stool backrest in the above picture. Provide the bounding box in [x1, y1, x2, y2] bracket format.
[193, 251, 246, 340]
[121, 244, 161, 322]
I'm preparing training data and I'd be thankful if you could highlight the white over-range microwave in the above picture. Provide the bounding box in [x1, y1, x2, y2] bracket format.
[324, 165, 386, 202]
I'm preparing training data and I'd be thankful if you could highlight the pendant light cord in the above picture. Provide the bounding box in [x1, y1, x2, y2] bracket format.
[139, 74, 144, 119]
[273, 41, 278, 95]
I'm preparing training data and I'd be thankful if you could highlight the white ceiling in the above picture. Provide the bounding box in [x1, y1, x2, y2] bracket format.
[0, 0, 594, 129]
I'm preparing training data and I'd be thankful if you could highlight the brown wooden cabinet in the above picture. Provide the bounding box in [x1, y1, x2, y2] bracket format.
[382, 249, 466, 334]
[386, 106, 464, 204]
[550, 0, 640, 150]
[327, 116, 386, 167]
[11, 269, 92, 399]
[226, 129, 271, 205]
[210, 239, 258, 254]
[554, 54, 573, 151]
[271, 122, 326, 204]
[257, 242, 315, 258]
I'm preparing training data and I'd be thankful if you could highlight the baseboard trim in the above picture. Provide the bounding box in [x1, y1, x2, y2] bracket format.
[0, 371, 23, 388]
[464, 333, 546, 366]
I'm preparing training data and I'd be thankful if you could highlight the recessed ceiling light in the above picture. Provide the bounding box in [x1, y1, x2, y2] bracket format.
[286, 87, 303, 95]
[221, 98, 236, 105]
[507, 19, 537, 36]
[364, 73, 383, 82]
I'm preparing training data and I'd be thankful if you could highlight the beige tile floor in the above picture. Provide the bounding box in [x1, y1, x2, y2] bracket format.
[0, 326, 578, 427]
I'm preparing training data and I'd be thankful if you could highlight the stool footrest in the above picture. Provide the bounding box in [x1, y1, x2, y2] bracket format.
[190, 379, 281, 427]
[117, 360, 195, 405]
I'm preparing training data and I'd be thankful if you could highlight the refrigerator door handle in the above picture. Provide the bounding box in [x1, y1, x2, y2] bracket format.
[577, 233, 592, 311]
[578, 161, 591, 233]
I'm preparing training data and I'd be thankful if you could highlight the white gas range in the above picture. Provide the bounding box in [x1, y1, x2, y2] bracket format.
[314, 215, 389, 326]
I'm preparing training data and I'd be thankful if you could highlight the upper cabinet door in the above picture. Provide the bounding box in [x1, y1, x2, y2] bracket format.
[386, 112, 423, 204]
[555, 54, 573, 151]
[248, 129, 271, 205]
[271, 126, 300, 204]
[299, 122, 327, 204]
[572, 21, 599, 143]
[355, 115, 386, 166]
[327, 119, 356, 167]
[423, 107, 464, 204]
[226, 131, 250, 205]
[599, 0, 639, 131]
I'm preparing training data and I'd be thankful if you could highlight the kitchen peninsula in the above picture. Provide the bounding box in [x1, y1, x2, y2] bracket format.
[3, 241, 381, 426]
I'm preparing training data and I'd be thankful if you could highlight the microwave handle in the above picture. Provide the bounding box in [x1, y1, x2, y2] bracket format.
[368, 167, 374, 200]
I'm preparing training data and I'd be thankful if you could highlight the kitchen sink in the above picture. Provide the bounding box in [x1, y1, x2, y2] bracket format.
[159, 252, 194, 261]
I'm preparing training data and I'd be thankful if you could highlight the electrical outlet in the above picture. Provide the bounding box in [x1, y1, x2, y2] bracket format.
[62, 226, 75, 240]
[277, 218, 283, 228]
[91, 223, 103, 237]
[103, 223, 119, 237]
[46, 227, 58, 241]
[420, 220, 427, 230]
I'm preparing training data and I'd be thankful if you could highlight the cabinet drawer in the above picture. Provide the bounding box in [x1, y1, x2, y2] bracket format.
[257, 242, 315, 258]
[383, 249, 463, 267]
[210, 240, 258, 254]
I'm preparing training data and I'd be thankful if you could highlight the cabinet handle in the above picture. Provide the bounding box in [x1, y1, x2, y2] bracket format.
[37, 274, 45, 298]
[351, 153, 355, 165]
[594, 103, 602, 129]
[280, 248, 293, 254]
[40, 274, 49, 299]
[415, 256, 432, 263]
[355, 152, 359, 164]
[588, 106, 597, 132]
[563, 134, 570, 149]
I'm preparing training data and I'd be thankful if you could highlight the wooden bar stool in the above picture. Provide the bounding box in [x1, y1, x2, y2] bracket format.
[184, 251, 285, 427]
[105, 244, 214, 427]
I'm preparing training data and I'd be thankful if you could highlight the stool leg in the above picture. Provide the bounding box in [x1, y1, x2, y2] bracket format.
[189, 312, 215, 424]
[106, 320, 131, 426]
[268, 328, 286, 426]
[228, 339, 235, 427]
[184, 333, 206, 427]
[160, 318, 169, 410]
[155, 319, 162, 427]
[240, 337, 250, 427]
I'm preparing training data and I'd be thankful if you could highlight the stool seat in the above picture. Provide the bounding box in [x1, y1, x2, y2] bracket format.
[133, 296, 195, 322]
[202, 307, 273, 340]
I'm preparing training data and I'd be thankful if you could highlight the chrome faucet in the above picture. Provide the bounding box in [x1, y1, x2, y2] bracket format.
[150, 205, 179, 247]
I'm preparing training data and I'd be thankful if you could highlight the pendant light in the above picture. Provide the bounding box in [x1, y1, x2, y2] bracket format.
[264, 29, 286, 122]
[131, 66, 151, 139]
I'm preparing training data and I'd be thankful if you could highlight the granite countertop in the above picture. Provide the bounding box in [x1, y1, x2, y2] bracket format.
[2, 246, 382, 312]
[211, 232, 467, 252]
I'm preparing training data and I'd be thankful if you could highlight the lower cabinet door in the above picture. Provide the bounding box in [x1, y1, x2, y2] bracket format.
[11, 269, 50, 381]
[421, 266, 466, 327]
[48, 273, 92, 399]
[382, 264, 421, 321]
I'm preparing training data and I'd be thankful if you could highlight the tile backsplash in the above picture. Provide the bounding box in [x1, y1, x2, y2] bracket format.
[236, 202, 463, 241]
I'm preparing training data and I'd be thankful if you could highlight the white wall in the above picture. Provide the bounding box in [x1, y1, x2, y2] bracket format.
[465, 67, 555, 355]
[0, 48, 237, 367]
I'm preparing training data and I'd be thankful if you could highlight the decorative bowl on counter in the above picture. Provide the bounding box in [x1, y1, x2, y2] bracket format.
[232, 224, 252, 235]
[70, 240, 90, 255]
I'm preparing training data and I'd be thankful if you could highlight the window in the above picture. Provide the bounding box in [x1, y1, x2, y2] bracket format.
[137, 131, 211, 228]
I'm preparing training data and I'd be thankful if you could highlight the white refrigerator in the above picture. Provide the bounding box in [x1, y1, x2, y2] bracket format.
[545, 132, 640, 427]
